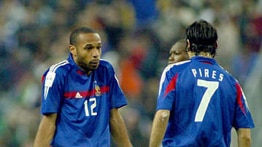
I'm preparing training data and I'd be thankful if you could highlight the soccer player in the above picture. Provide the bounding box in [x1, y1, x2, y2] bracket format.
[168, 39, 189, 65]
[149, 20, 255, 147]
[33, 27, 132, 147]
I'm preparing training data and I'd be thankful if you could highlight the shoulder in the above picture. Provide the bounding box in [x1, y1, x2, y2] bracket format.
[43, 60, 71, 76]
[160, 60, 190, 82]
[42, 59, 71, 85]
[165, 60, 191, 74]
[219, 65, 240, 84]
[99, 59, 115, 72]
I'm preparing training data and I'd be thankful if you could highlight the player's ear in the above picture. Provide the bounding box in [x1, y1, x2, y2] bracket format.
[69, 44, 77, 57]
[186, 39, 190, 51]
[214, 41, 218, 49]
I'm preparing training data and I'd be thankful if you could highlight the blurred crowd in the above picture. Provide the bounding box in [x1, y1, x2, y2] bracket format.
[0, 0, 261, 146]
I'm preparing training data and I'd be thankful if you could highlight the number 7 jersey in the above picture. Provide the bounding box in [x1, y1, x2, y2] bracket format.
[157, 56, 254, 147]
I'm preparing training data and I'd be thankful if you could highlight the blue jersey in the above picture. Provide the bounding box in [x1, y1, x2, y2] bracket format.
[41, 54, 127, 147]
[157, 56, 254, 147]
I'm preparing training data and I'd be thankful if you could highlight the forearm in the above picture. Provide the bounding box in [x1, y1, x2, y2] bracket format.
[237, 128, 251, 147]
[33, 114, 57, 147]
[110, 108, 132, 147]
[149, 110, 170, 147]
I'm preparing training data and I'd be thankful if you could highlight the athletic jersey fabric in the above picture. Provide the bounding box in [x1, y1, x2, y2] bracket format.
[157, 56, 254, 147]
[41, 54, 127, 147]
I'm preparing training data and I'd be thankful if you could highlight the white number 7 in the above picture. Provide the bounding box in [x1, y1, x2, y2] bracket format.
[195, 79, 219, 122]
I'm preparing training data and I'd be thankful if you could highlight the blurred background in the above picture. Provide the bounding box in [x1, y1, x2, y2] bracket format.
[0, 0, 261, 146]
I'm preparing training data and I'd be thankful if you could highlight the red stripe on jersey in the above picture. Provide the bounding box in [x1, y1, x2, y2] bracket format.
[42, 75, 45, 83]
[164, 74, 178, 97]
[64, 86, 110, 98]
[201, 61, 212, 64]
[236, 83, 245, 114]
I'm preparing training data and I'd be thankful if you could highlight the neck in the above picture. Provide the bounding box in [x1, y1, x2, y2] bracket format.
[188, 51, 213, 58]
[73, 58, 93, 76]
[80, 66, 92, 75]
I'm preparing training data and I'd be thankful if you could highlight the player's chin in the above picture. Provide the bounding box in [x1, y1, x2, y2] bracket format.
[90, 63, 99, 69]
[168, 61, 175, 65]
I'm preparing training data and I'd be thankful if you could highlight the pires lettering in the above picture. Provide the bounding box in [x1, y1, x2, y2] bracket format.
[191, 68, 224, 81]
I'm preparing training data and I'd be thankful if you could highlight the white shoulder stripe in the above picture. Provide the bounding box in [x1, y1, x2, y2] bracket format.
[158, 64, 175, 95]
[157, 60, 190, 96]
[49, 60, 69, 72]
[44, 60, 69, 100]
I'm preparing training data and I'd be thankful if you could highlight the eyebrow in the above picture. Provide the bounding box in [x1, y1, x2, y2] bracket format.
[84, 43, 102, 47]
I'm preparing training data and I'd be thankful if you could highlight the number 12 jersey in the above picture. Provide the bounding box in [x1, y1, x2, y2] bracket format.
[41, 54, 127, 147]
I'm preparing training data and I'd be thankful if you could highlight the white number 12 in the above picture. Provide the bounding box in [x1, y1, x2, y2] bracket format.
[84, 98, 97, 116]
[195, 79, 219, 122]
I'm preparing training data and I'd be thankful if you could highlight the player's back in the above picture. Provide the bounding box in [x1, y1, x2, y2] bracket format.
[163, 56, 242, 146]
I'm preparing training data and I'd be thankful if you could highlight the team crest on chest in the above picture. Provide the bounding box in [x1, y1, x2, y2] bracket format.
[94, 81, 101, 96]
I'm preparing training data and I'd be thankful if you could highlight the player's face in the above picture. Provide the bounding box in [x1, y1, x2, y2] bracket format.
[70, 33, 102, 74]
[168, 44, 189, 64]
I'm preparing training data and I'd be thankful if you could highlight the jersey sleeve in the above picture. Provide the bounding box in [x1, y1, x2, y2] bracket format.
[106, 62, 127, 109]
[156, 66, 178, 110]
[41, 69, 64, 115]
[233, 82, 255, 129]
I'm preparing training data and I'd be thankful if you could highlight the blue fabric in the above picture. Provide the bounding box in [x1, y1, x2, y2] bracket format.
[157, 56, 254, 147]
[41, 54, 127, 147]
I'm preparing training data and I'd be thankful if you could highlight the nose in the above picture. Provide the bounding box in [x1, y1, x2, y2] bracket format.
[93, 49, 100, 58]
[169, 55, 174, 61]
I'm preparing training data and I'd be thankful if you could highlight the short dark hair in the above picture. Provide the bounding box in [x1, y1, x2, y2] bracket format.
[69, 27, 96, 45]
[185, 20, 218, 57]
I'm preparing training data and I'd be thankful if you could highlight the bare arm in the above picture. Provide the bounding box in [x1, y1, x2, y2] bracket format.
[33, 113, 57, 147]
[110, 108, 132, 147]
[237, 128, 251, 147]
[149, 110, 170, 147]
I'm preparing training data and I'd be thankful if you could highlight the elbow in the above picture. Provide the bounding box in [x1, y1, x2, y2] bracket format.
[239, 135, 251, 145]
[157, 110, 170, 122]
[237, 128, 252, 146]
